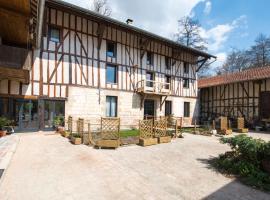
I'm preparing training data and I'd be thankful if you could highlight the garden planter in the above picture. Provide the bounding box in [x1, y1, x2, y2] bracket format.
[71, 137, 82, 145]
[262, 160, 270, 174]
[96, 139, 120, 148]
[0, 130, 7, 137]
[158, 136, 171, 143]
[139, 138, 158, 146]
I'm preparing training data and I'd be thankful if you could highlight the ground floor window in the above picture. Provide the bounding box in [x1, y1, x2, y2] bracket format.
[165, 101, 172, 116]
[184, 102, 190, 117]
[44, 100, 65, 129]
[106, 96, 117, 117]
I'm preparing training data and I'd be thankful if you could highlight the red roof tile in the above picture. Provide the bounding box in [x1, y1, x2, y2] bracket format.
[198, 66, 270, 88]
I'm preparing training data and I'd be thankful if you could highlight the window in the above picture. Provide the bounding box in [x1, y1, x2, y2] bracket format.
[183, 78, 189, 88]
[165, 101, 172, 116]
[146, 71, 154, 87]
[184, 102, 190, 117]
[107, 41, 116, 57]
[165, 75, 171, 89]
[49, 27, 60, 43]
[106, 65, 117, 84]
[165, 57, 171, 70]
[106, 96, 117, 117]
[147, 52, 153, 65]
[184, 62, 189, 74]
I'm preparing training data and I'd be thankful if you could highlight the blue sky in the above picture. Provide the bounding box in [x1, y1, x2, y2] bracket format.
[64, 0, 270, 69]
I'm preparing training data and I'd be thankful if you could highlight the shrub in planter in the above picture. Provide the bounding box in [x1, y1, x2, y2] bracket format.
[70, 133, 82, 145]
[0, 117, 11, 137]
[53, 116, 65, 132]
[61, 131, 70, 138]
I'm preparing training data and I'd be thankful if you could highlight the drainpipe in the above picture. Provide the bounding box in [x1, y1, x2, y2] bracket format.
[36, 0, 45, 49]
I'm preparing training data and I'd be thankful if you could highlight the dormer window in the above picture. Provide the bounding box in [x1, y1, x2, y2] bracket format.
[107, 41, 116, 57]
[147, 52, 153, 65]
[165, 57, 171, 70]
[184, 62, 189, 74]
[49, 26, 60, 43]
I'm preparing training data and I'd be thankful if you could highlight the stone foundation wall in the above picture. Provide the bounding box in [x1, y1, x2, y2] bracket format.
[65, 86, 198, 130]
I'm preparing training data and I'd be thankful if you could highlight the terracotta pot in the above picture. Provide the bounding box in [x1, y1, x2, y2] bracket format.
[262, 159, 270, 174]
[0, 130, 7, 137]
[56, 126, 65, 133]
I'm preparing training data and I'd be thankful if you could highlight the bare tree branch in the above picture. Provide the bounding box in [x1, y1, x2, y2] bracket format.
[175, 16, 207, 51]
[92, 0, 112, 16]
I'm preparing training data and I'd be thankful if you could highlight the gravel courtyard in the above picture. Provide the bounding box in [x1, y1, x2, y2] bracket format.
[0, 132, 269, 200]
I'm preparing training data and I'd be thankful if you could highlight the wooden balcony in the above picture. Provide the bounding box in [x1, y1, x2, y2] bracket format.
[136, 80, 171, 95]
[0, 45, 30, 84]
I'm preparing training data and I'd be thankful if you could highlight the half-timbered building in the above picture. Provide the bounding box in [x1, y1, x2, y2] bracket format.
[199, 66, 270, 126]
[0, 0, 214, 131]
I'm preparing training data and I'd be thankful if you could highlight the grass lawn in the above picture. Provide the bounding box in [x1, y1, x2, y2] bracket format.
[120, 129, 140, 138]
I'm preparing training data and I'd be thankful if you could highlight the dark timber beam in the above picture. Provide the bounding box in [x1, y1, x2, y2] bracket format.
[96, 24, 105, 50]
[160, 95, 168, 111]
[140, 38, 150, 59]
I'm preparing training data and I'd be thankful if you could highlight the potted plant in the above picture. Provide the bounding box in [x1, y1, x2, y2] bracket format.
[0, 117, 11, 137]
[62, 130, 70, 138]
[70, 133, 82, 145]
[53, 116, 65, 133]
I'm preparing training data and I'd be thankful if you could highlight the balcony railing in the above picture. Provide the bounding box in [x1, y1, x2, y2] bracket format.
[136, 80, 171, 95]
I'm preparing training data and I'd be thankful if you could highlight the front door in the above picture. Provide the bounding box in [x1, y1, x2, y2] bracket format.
[15, 99, 39, 131]
[165, 101, 172, 116]
[144, 99, 155, 118]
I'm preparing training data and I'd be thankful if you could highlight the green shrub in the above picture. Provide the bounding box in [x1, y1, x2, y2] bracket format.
[53, 116, 64, 127]
[213, 134, 270, 191]
[0, 117, 11, 130]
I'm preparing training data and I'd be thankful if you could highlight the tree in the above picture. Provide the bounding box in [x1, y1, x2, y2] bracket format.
[218, 49, 251, 73]
[175, 16, 209, 77]
[215, 33, 270, 75]
[175, 16, 207, 51]
[249, 33, 270, 67]
[92, 0, 111, 16]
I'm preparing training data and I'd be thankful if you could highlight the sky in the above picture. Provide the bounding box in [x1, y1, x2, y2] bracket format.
[64, 0, 270, 71]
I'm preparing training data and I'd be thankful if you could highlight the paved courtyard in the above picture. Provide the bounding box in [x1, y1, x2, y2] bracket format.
[0, 132, 270, 200]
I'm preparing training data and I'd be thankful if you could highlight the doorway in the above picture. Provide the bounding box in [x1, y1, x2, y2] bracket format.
[165, 101, 172, 116]
[15, 99, 39, 131]
[144, 99, 155, 118]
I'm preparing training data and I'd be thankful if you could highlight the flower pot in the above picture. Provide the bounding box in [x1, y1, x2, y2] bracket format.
[62, 131, 70, 138]
[0, 130, 7, 137]
[56, 126, 65, 133]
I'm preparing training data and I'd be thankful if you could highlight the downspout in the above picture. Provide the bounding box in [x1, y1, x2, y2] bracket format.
[36, 0, 45, 49]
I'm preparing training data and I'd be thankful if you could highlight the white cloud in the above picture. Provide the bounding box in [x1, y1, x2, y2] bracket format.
[64, 0, 205, 39]
[204, 1, 211, 15]
[201, 15, 247, 52]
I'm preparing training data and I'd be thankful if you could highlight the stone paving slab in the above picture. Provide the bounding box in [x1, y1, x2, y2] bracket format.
[0, 135, 19, 171]
[0, 132, 269, 200]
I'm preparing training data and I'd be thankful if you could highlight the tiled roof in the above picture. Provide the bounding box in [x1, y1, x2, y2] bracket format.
[198, 66, 270, 88]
